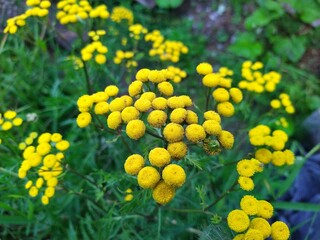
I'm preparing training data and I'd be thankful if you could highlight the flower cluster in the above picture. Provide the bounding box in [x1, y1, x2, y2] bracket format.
[81, 30, 108, 64]
[124, 188, 133, 202]
[65, 55, 84, 70]
[238, 61, 281, 93]
[197, 62, 243, 118]
[270, 93, 295, 114]
[145, 30, 188, 62]
[110, 6, 134, 25]
[0, 110, 23, 131]
[18, 132, 70, 205]
[237, 158, 263, 191]
[129, 24, 148, 40]
[3, 0, 51, 34]
[275, 117, 288, 128]
[76, 66, 237, 204]
[56, 0, 109, 25]
[228, 195, 290, 240]
[113, 50, 137, 68]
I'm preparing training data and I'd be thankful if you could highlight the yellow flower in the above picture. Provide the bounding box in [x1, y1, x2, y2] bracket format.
[240, 195, 258, 215]
[92, 91, 108, 103]
[136, 68, 150, 82]
[149, 147, 171, 167]
[128, 80, 143, 96]
[185, 124, 206, 143]
[94, 102, 109, 115]
[255, 148, 272, 164]
[107, 111, 122, 130]
[36, 143, 51, 156]
[271, 221, 290, 240]
[202, 73, 220, 87]
[77, 112, 92, 128]
[45, 187, 55, 198]
[29, 186, 39, 197]
[13, 118, 23, 126]
[137, 166, 160, 189]
[162, 164, 186, 187]
[77, 95, 93, 108]
[148, 70, 166, 83]
[104, 85, 119, 97]
[109, 97, 126, 112]
[23, 146, 35, 159]
[163, 123, 184, 143]
[152, 180, 175, 205]
[250, 218, 271, 239]
[212, 88, 230, 102]
[4, 110, 17, 119]
[25, 180, 33, 189]
[202, 120, 222, 136]
[51, 133, 63, 143]
[196, 62, 213, 75]
[185, 110, 198, 124]
[229, 88, 243, 103]
[217, 101, 234, 117]
[1, 122, 12, 131]
[244, 229, 264, 240]
[38, 132, 52, 143]
[124, 194, 133, 202]
[158, 81, 174, 96]
[147, 110, 167, 128]
[218, 130, 234, 149]
[124, 154, 145, 175]
[170, 108, 187, 124]
[43, 154, 57, 168]
[126, 120, 146, 140]
[167, 96, 185, 109]
[56, 140, 70, 151]
[272, 151, 286, 166]
[237, 159, 256, 177]
[47, 177, 58, 187]
[204, 110, 221, 123]
[41, 196, 49, 205]
[35, 177, 44, 188]
[134, 98, 152, 112]
[121, 95, 133, 107]
[121, 106, 140, 123]
[270, 99, 281, 109]
[95, 54, 106, 64]
[167, 141, 187, 160]
[283, 149, 295, 165]
[140, 92, 156, 102]
[152, 97, 167, 110]
[233, 234, 245, 240]
[257, 200, 273, 219]
[227, 209, 250, 232]
[238, 176, 254, 191]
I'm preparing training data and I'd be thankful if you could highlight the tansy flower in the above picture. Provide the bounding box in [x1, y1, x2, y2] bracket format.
[94, 102, 109, 115]
[185, 110, 198, 124]
[128, 80, 143, 96]
[134, 98, 152, 112]
[167, 141, 188, 160]
[147, 110, 167, 128]
[121, 106, 140, 123]
[229, 88, 243, 103]
[212, 88, 230, 102]
[77, 112, 92, 128]
[238, 176, 254, 191]
[196, 62, 213, 75]
[140, 92, 156, 102]
[124, 154, 145, 175]
[237, 159, 256, 177]
[240, 195, 258, 215]
[149, 148, 171, 167]
[121, 95, 133, 107]
[204, 110, 221, 123]
[202, 73, 220, 87]
[255, 148, 272, 164]
[152, 180, 175, 205]
[107, 111, 122, 129]
[271, 221, 290, 240]
[152, 97, 167, 110]
[227, 209, 250, 232]
[272, 151, 286, 166]
[202, 120, 222, 135]
[257, 200, 273, 219]
[162, 164, 186, 187]
[163, 123, 184, 143]
[250, 218, 271, 239]
[105, 85, 119, 96]
[185, 124, 206, 143]
[126, 120, 146, 140]
[170, 108, 187, 124]
[167, 96, 185, 109]
[137, 166, 160, 189]
[158, 82, 174, 96]
[244, 229, 264, 240]
[218, 130, 234, 149]
[136, 68, 150, 82]
[217, 101, 235, 117]
[109, 98, 126, 112]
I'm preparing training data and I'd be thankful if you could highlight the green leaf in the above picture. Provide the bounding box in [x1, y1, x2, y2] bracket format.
[156, 0, 184, 8]
[272, 35, 307, 62]
[0, 215, 31, 225]
[199, 222, 234, 240]
[272, 201, 320, 212]
[228, 32, 263, 59]
[245, 1, 284, 29]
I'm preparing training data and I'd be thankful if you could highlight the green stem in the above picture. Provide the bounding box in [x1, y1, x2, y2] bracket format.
[205, 87, 211, 111]
[82, 60, 93, 94]
[165, 207, 214, 215]
[0, 33, 8, 52]
[157, 207, 161, 240]
[204, 179, 238, 211]
[0, 167, 19, 177]
[305, 143, 320, 159]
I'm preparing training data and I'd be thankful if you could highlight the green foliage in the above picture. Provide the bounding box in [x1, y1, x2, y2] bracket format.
[155, 0, 184, 9]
